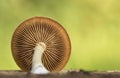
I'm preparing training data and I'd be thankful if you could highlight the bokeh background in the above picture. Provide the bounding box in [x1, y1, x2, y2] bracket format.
[0, 0, 120, 71]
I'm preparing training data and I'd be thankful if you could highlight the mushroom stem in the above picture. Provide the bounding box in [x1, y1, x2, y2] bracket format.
[31, 42, 49, 74]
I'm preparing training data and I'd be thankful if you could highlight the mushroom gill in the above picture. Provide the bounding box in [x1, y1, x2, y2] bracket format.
[11, 17, 71, 72]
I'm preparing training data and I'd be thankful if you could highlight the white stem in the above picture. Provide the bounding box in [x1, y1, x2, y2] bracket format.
[31, 42, 49, 74]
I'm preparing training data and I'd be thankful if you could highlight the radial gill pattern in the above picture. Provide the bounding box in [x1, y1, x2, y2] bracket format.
[11, 17, 71, 72]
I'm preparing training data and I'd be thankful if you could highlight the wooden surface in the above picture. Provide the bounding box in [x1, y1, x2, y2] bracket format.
[0, 70, 120, 78]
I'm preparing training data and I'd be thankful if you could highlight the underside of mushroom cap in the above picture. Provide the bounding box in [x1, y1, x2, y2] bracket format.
[11, 17, 71, 72]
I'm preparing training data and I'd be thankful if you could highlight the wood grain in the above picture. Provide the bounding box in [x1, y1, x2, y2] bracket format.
[0, 70, 120, 78]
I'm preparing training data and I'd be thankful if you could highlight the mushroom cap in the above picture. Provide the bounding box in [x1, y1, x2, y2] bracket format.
[11, 17, 71, 72]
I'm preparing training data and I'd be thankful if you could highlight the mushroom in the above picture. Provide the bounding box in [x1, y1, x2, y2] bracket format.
[11, 17, 71, 74]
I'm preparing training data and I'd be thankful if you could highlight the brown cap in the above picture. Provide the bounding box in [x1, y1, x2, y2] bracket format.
[11, 17, 71, 72]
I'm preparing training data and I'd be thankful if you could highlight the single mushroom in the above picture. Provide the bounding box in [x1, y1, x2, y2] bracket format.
[11, 17, 71, 74]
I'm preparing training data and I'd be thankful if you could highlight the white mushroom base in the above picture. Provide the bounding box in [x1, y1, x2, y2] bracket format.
[31, 42, 49, 74]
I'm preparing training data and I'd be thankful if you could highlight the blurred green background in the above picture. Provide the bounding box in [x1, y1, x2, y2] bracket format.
[0, 0, 120, 71]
